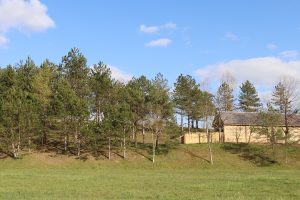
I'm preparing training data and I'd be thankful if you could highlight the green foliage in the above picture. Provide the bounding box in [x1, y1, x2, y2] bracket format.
[238, 80, 261, 112]
[215, 82, 235, 112]
[258, 103, 284, 145]
[126, 75, 151, 124]
[173, 74, 199, 118]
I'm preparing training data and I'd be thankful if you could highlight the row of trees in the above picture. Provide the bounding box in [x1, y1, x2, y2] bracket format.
[0, 48, 298, 164]
[0, 48, 175, 162]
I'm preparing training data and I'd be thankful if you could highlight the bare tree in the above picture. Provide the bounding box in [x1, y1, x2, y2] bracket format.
[201, 91, 215, 165]
[272, 75, 300, 163]
[221, 70, 237, 91]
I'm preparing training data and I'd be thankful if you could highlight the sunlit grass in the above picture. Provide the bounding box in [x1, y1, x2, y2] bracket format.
[0, 143, 299, 199]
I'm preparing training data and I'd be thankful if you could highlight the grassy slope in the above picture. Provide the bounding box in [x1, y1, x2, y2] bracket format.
[0, 144, 299, 200]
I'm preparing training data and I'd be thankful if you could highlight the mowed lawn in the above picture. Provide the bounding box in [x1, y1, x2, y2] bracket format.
[0, 144, 299, 200]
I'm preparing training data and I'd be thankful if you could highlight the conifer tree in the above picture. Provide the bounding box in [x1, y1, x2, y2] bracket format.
[60, 48, 90, 156]
[214, 82, 235, 142]
[148, 73, 173, 163]
[215, 82, 235, 112]
[125, 76, 151, 147]
[173, 74, 198, 132]
[238, 80, 261, 112]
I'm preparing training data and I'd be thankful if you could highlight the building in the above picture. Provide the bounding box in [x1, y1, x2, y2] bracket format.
[182, 112, 300, 144]
[218, 112, 300, 143]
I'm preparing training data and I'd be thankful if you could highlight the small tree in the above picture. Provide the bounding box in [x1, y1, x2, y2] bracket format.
[272, 76, 299, 163]
[258, 103, 284, 151]
[214, 81, 235, 142]
[200, 91, 215, 165]
[148, 73, 173, 163]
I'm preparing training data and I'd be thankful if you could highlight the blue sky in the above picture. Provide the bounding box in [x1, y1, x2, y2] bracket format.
[0, 0, 300, 101]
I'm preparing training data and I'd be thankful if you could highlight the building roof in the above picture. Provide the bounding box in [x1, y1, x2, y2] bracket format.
[220, 112, 300, 127]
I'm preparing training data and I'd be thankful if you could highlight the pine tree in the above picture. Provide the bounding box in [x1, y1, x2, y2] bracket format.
[60, 48, 90, 156]
[149, 73, 173, 163]
[125, 75, 151, 147]
[0, 66, 21, 157]
[238, 80, 261, 112]
[16, 58, 40, 153]
[214, 82, 235, 143]
[173, 74, 198, 132]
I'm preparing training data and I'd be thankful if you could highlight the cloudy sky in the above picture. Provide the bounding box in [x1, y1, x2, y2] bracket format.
[0, 0, 300, 101]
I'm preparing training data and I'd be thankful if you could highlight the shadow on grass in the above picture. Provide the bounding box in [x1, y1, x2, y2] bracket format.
[221, 143, 278, 167]
[0, 151, 10, 159]
[129, 141, 180, 162]
[182, 148, 211, 163]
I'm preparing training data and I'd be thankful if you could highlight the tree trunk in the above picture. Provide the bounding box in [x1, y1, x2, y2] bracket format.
[131, 126, 135, 145]
[142, 121, 145, 144]
[188, 115, 191, 134]
[155, 133, 160, 150]
[77, 137, 81, 157]
[284, 108, 289, 164]
[208, 137, 213, 165]
[205, 102, 213, 165]
[64, 135, 67, 152]
[12, 143, 17, 159]
[75, 124, 78, 152]
[152, 132, 155, 163]
[123, 128, 126, 159]
[271, 127, 275, 151]
[218, 127, 221, 143]
[181, 110, 184, 132]
[41, 131, 44, 146]
[18, 122, 21, 154]
[64, 122, 68, 152]
[134, 126, 137, 148]
[207, 124, 213, 165]
[285, 133, 288, 164]
[108, 137, 111, 160]
[28, 136, 31, 153]
[196, 120, 199, 133]
[43, 131, 47, 145]
[247, 130, 252, 144]
[217, 112, 223, 143]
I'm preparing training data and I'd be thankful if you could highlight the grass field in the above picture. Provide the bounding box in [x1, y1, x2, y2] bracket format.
[0, 143, 299, 199]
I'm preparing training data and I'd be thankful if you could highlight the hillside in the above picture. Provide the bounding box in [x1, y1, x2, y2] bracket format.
[1, 143, 300, 170]
[0, 144, 300, 199]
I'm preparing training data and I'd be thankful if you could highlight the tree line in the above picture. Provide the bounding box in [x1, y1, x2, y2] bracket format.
[0, 48, 298, 163]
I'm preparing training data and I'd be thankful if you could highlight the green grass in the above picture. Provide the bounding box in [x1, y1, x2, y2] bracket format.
[0, 144, 299, 199]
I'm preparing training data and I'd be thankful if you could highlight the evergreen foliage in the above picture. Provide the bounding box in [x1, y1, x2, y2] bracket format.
[238, 80, 261, 112]
[0, 47, 285, 161]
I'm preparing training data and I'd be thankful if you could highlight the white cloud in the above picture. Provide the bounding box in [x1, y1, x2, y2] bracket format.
[266, 43, 278, 50]
[0, 34, 7, 45]
[279, 50, 299, 60]
[196, 57, 300, 87]
[0, 0, 55, 46]
[146, 38, 172, 47]
[140, 24, 159, 34]
[139, 22, 177, 34]
[225, 32, 239, 41]
[196, 57, 300, 103]
[108, 65, 132, 83]
[259, 90, 273, 105]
